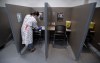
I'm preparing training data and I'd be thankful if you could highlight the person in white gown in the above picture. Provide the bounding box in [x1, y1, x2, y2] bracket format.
[21, 11, 41, 52]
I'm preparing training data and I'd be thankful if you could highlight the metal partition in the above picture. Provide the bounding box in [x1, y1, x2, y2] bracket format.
[0, 7, 11, 47]
[44, 2, 49, 59]
[44, 2, 54, 58]
[69, 3, 96, 60]
[6, 4, 32, 53]
[92, 8, 100, 51]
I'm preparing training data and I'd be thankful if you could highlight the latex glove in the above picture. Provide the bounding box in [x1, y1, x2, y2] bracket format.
[38, 26, 42, 30]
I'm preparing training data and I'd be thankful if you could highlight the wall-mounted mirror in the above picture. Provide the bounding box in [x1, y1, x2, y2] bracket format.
[39, 12, 43, 20]
[57, 12, 63, 21]
[16, 13, 22, 23]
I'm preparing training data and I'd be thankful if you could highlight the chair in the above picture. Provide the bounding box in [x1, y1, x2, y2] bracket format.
[53, 25, 67, 47]
[33, 29, 42, 45]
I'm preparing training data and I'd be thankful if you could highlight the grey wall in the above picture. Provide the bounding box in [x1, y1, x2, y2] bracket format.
[32, 7, 72, 26]
[51, 7, 72, 25]
[48, 6, 52, 25]
[0, 7, 11, 47]
[92, 7, 100, 51]
[69, 3, 96, 60]
[6, 4, 32, 53]
[32, 7, 44, 26]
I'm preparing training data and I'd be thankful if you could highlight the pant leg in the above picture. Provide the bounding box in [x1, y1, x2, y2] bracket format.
[28, 43, 34, 49]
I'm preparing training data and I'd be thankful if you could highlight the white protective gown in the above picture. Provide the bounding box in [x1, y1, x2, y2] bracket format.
[21, 14, 38, 46]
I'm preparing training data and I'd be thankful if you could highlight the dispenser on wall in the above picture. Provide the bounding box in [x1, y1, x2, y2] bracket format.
[57, 12, 64, 21]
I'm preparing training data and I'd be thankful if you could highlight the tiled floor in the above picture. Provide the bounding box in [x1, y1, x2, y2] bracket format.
[77, 47, 100, 63]
[0, 40, 100, 63]
[47, 44, 77, 63]
[0, 40, 46, 63]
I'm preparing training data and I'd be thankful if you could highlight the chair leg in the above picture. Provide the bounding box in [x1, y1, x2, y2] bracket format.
[53, 35, 55, 47]
[64, 35, 68, 48]
[64, 36, 67, 48]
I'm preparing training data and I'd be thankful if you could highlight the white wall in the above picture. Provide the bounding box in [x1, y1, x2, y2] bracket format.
[0, 0, 84, 7]
[0, 0, 99, 7]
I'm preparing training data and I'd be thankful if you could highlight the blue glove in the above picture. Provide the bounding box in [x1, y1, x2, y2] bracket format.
[38, 26, 42, 30]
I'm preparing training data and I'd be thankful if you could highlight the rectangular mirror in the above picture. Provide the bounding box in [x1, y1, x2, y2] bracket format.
[39, 12, 43, 20]
[57, 12, 63, 21]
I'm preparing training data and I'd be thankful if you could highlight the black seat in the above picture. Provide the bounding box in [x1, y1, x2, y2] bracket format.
[53, 25, 67, 47]
[33, 29, 41, 44]
[55, 25, 66, 33]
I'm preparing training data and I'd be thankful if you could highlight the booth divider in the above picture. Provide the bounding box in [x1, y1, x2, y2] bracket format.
[44, 2, 49, 59]
[69, 3, 96, 60]
[6, 4, 32, 53]
[92, 8, 100, 51]
[0, 7, 11, 47]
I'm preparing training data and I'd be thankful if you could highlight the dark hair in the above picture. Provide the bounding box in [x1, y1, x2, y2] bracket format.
[30, 11, 39, 16]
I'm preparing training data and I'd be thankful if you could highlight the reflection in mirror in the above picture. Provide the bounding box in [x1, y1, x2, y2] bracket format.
[16, 13, 22, 23]
[39, 12, 43, 20]
[57, 12, 64, 22]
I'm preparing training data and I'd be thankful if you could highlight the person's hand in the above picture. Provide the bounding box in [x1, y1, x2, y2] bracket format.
[38, 26, 42, 30]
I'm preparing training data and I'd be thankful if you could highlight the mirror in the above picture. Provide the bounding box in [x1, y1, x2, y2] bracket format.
[57, 13, 64, 21]
[39, 12, 43, 20]
[17, 13, 22, 23]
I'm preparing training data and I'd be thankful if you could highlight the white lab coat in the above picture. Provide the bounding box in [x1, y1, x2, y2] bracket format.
[21, 14, 38, 46]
